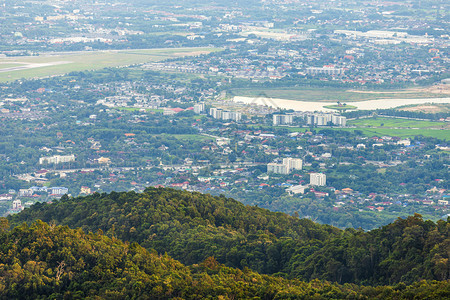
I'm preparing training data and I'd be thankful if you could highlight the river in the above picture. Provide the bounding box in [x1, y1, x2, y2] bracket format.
[233, 96, 450, 112]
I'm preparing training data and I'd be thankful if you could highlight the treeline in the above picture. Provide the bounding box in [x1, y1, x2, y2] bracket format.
[1, 220, 449, 299]
[343, 108, 449, 120]
[8, 188, 449, 286]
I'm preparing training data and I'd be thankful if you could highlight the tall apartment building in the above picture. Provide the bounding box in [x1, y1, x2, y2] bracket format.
[310, 173, 326, 186]
[267, 163, 289, 174]
[209, 107, 241, 122]
[193, 103, 205, 114]
[39, 154, 75, 165]
[306, 67, 343, 75]
[306, 113, 346, 127]
[209, 108, 222, 119]
[222, 111, 242, 122]
[268, 158, 302, 174]
[331, 115, 346, 126]
[50, 187, 69, 195]
[283, 158, 303, 172]
[12, 199, 23, 211]
[273, 114, 294, 126]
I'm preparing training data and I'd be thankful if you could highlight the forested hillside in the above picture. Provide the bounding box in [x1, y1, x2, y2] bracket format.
[8, 188, 450, 286]
[1, 220, 449, 299]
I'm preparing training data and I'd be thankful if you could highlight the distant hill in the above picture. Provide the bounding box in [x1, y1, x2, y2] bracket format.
[1, 220, 449, 299]
[8, 187, 450, 285]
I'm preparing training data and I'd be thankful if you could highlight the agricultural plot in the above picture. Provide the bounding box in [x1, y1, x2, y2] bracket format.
[348, 117, 448, 129]
[345, 117, 449, 140]
[279, 117, 449, 140]
[343, 127, 449, 140]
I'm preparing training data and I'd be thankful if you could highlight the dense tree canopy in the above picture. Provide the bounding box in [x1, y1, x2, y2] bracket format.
[1, 220, 449, 299]
[8, 188, 450, 286]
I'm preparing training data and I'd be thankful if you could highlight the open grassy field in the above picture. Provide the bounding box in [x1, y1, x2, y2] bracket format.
[273, 116, 449, 140]
[348, 117, 448, 129]
[281, 126, 449, 140]
[229, 87, 447, 102]
[0, 63, 24, 69]
[324, 104, 358, 111]
[346, 117, 449, 140]
[340, 127, 449, 140]
[0, 47, 219, 82]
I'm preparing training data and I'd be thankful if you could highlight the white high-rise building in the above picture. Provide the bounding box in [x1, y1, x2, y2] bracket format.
[332, 115, 346, 126]
[50, 187, 69, 195]
[273, 114, 294, 125]
[209, 108, 222, 119]
[12, 199, 23, 211]
[193, 103, 205, 114]
[221, 111, 241, 122]
[39, 154, 75, 165]
[210, 108, 241, 122]
[282, 158, 303, 172]
[268, 158, 302, 174]
[306, 67, 343, 75]
[310, 173, 326, 186]
[267, 163, 289, 174]
[306, 113, 346, 127]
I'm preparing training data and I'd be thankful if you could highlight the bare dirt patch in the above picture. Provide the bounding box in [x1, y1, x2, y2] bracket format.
[399, 104, 450, 114]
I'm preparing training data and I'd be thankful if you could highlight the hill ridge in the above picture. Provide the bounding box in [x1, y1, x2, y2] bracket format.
[8, 187, 450, 286]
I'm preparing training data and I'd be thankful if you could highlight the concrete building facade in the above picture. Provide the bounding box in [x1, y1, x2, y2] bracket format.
[310, 172, 326, 186]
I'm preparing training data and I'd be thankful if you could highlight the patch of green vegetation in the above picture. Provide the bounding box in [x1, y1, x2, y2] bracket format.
[348, 117, 447, 129]
[324, 104, 357, 111]
[270, 116, 449, 140]
[7, 189, 450, 287]
[0, 63, 23, 69]
[339, 127, 449, 140]
[0, 47, 219, 82]
[170, 134, 213, 141]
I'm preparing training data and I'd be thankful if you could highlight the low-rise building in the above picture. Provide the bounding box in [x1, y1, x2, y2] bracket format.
[286, 185, 307, 195]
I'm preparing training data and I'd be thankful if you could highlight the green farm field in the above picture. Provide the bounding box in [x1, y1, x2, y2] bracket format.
[346, 117, 449, 140]
[0, 47, 219, 82]
[339, 127, 449, 140]
[230, 87, 447, 102]
[276, 116, 449, 140]
[282, 126, 449, 140]
[0, 63, 24, 69]
[348, 117, 448, 129]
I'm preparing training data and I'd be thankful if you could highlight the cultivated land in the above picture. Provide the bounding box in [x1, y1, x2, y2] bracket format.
[0, 47, 218, 82]
[340, 127, 449, 140]
[345, 117, 449, 140]
[0, 63, 24, 69]
[284, 126, 449, 140]
[276, 117, 449, 140]
[230, 87, 448, 102]
[347, 117, 448, 129]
